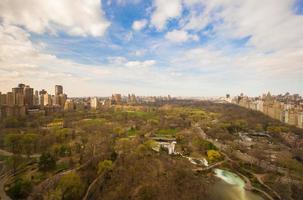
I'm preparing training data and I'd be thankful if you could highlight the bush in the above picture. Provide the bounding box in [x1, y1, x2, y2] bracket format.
[207, 150, 222, 163]
[39, 152, 56, 171]
[97, 160, 113, 175]
[57, 172, 84, 200]
[7, 178, 32, 199]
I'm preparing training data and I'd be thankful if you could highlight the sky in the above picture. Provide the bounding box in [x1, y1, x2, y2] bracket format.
[0, 0, 303, 97]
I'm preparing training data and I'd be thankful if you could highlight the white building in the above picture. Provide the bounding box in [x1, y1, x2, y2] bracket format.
[298, 113, 303, 128]
[90, 97, 99, 109]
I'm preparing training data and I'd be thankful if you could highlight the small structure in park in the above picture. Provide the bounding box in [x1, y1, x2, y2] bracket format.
[151, 137, 177, 155]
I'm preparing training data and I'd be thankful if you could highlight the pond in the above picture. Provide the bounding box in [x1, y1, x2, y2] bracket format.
[210, 169, 264, 200]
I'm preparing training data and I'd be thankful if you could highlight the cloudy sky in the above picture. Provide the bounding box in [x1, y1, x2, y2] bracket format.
[0, 0, 303, 97]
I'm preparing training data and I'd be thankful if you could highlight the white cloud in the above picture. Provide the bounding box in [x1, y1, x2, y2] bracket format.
[0, 0, 110, 37]
[125, 60, 156, 68]
[132, 19, 148, 31]
[131, 50, 147, 56]
[165, 30, 199, 43]
[0, 24, 170, 96]
[181, 0, 303, 52]
[115, 0, 141, 6]
[151, 0, 182, 30]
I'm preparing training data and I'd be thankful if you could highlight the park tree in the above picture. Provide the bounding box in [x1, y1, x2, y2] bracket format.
[22, 133, 38, 158]
[38, 152, 56, 171]
[57, 172, 85, 200]
[207, 150, 222, 163]
[114, 138, 134, 155]
[3, 117, 25, 128]
[4, 133, 22, 154]
[44, 189, 62, 200]
[7, 178, 32, 199]
[6, 154, 23, 174]
[97, 160, 113, 175]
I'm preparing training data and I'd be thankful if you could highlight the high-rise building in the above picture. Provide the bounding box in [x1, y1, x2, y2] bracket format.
[298, 113, 303, 128]
[18, 83, 25, 89]
[12, 87, 24, 95]
[0, 93, 7, 105]
[15, 93, 24, 106]
[39, 90, 47, 108]
[6, 92, 15, 106]
[59, 94, 67, 107]
[24, 85, 34, 107]
[64, 99, 75, 111]
[39, 89, 47, 95]
[112, 94, 122, 104]
[90, 97, 99, 109]
[43, 94, 52, 106]
[55, 85, 63, 95]
[34, 90, 39, 106]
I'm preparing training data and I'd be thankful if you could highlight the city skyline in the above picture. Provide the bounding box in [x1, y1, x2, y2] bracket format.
[1, 0, 303, 96]
[1, 82, 303, 98]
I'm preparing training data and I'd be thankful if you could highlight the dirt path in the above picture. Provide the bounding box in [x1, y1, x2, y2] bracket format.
[0, 148, 40, 158]
[194, 125, 279, 200]
[0, 173, 11, 200]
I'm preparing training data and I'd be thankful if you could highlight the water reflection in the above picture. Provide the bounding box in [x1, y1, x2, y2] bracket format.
[210, 169, 263, 200]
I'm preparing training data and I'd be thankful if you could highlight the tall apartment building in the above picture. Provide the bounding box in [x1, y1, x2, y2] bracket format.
[90, 97, 99, 109]
[288, 110, 298, 126]
[39, 89, 47, 108]
[34, 90, 39, 106]
[1, 84, 68, 119]
[55, 85, 63, 95]
[43, 94, 52, 106]
[54, 85, 66, 108]
[59, 94, 67, 107]
[112, 94, 122, 104]
[6, 92, 15, 106]
[298, 113, 303, 128]
[15, 93, 25, 106]
[24, 85, 34, 107]
[0, 93, 7, 105]
[64, 99, 75, 111]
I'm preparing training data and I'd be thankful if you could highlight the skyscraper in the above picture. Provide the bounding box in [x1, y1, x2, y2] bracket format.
[24, 85, 34, 107]
[112, 94, 122, 104]
[34, 90, 39, 106]
[0, 93, 7, 105]
[15, 93, 25, 106]
[55, 85, 63, 95]
[43, 94, 52, 106]
[6, 92, 15, 106]
[39, 89, 47, 108]
[90, 97, 99, 109]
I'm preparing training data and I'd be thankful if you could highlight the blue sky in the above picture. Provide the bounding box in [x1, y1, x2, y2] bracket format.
[0, 0, 303, 97]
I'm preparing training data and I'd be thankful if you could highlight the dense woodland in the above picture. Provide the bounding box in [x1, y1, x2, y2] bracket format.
[0, 101, 302, 200]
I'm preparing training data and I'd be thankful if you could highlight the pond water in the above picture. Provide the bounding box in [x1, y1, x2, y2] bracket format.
[210, 169, 264, 200]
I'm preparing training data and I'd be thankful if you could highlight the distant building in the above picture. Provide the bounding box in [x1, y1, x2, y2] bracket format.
[64, 99, 75, 111]
[43, 94, 52, 106]
[34, 90, 39, 106]
[298, 113, 303, 128]
[0, 93, 7, 105]
[0, 83, 68, 119]
[235, 92, 303, 129]
[55, 85, 63, 95]
[15, 93, 24, 106]
[24, 85, 34, 108]
[90, 97, 99, 109]
[6, 92, 15, 106]
[112, 94, 122, 104]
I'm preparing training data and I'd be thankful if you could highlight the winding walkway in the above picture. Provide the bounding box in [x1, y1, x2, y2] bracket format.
[193, 125, 280, 200]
